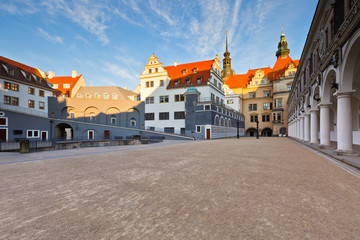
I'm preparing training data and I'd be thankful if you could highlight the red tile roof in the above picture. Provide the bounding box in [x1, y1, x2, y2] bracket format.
[165, 60, 214, 89]
[0, 56, 43, 78]
[47, 75, 83, 97]
[224, 55, 299, 88]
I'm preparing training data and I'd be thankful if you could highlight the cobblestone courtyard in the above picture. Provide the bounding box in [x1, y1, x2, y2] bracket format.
[1, 138, 360, 239]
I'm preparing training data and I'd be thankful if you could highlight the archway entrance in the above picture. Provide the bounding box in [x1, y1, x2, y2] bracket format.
[261, 128, 273, 137]
[280, 127, 287, 136]
[55, 123, 73, 140]
[246, 128, 257, 137]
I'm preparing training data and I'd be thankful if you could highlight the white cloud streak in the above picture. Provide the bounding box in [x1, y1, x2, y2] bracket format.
[38, 28, 63, 44]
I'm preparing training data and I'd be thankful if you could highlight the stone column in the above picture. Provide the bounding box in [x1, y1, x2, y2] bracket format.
[299, 116, 304, 141]
[319, 104, 331, 147]
[310, 110, 319, 144]
[336, 93, 354, 154]
[304, 113, 310, 142]
[295, 118, 299, 139]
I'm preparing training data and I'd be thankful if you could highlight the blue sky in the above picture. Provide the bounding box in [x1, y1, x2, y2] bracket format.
[0, 0, 318, 90]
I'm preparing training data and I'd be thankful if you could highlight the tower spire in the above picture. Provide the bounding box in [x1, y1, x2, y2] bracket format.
[226, 30, 228, 52]
[222, 30, 235, 80]
[276, 28, 290, 58]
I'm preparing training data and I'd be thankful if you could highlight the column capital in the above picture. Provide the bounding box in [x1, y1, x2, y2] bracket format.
[304, 112, 310, 116]
[310, 109, 318, 113]
[335, 89, 356, 97]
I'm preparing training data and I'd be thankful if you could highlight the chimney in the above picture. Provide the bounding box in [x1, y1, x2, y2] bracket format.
[48, 71, 55, 79]
[72, 70, 78, 78]
[174, 61, 178, 67]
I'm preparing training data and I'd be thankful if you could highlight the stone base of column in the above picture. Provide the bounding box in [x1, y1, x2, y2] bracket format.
[319, 144, 334, 149]
[309, 142, 319, 146]
[335, 149, 359, 156]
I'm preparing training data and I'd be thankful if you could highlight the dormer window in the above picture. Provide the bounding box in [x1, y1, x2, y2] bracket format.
[174, 79, 180, 86]
[112, 93, 117, 100]
[182, 69, 187, 75]
[8, 69, 14, 75]
[63, 83, 70, 89]
[193, 68, 198, 73]
[26, 74, 31, 80]
[104, 93, 109, 99]
[185, 79, 191, 85]
[197, 77, 202, 84]
[53, 84, 58, 89]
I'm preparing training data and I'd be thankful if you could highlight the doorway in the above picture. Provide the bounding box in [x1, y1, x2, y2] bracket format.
[206, 129, 211, 139]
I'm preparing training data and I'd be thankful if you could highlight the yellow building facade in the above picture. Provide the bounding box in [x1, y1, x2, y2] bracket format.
[223, 32, 299, 136]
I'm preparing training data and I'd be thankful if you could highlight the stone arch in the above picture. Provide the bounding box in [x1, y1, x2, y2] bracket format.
[246, 128, 257, 137]
[61, 106, 75, 118]
[126, 108, 140, 128]
[261, 128, 273, 137]
[55, 123, 73, 140]
[340, 28, 360, 92]
[106, 107, 120, 114]
[321, 67, 337, 104]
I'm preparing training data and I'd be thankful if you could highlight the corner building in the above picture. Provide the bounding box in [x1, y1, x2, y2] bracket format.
[224, 32, 299, 136]
[140, 54, 244, 139]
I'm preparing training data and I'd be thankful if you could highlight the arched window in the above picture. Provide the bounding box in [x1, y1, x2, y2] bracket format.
[220, 117, 225, 126]
[90, 113, 96, 121]
[130, 117, 136, 127]
[214, 115, 219, 126]
[111, 115, 116, 124]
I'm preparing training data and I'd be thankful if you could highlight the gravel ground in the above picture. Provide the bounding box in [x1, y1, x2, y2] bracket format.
[0, 138, 360, 240]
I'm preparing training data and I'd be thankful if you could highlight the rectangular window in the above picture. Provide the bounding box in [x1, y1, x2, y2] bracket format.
[4, 96, 11, 105]
[185, 79, 191, 85]
[63, 83, 70, 89]
[164, 127, 174, 133]
[146, 81, 154, 88]
[159, 112, 169, 120]
[39, 90, 45, 97]
[28, 87, 35, 95]
[112, 93, 117, 100]
[196, 126, 201, 133]
[248, 103, 257, 111]
[12, 97, 19, 106]
[216, 96, 219, 104]
[53, 84, 58, 89]
[277, 112, 282, 121]
[196, 77, 202, 84]
[249, 92, 255, 98]
[174, 80, 180, 86]
[204, 105, 210, 110]
[211, 94, 215, 102]
[28, 100, 35, 108]
[264, 91, 271, 97]
[39, 101, 45, 110]
[0, 118, 7, 126]
[148, 69, 152, 73]
[12, 83, 19, 91]
[27, 130, 40, 138]
[159, 95, 169, 103]
[160, 80, 164, 86]
[26, 74, 31, 80]
[155, 68, 158, 73]
[227, 99, 234, 104]
[145, 96, 154, 104]
[174, 94, 185, 102]
[104, 93, 109, 99]
[262, 115, 270, 122]
[4, 82, 11, 90]
[8, 68, 14, 75]
[276, 99, 282, 107]
[250, 115, 258, 122]
[145, 113, 155, 120]
[174, 111, 185, 119]
[263, 102, 272, 110]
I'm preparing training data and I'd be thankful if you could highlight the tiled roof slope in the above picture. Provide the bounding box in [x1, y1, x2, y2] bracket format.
[165, 60, 214, 89]
[225, 55, 299, 88]
[76, 86, 137, 100]
[47, 75, 82, 96]
[0, 56, 53, 90]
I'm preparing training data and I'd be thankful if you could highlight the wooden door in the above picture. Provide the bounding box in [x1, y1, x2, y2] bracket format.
[206, 129, 210, 139]
[0, 129, 6, 142]
[104, 130, 110, 139]
[89, 131, 94, 140]
[41, 131, 47, 141]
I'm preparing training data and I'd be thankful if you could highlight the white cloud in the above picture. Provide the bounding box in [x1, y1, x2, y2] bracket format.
[103, 62, 140, 87]
[148, 0, 175, 26]
[40, 0, 110, 45]
[38, 28, 63, 44]
[75, 34, 90, 45]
